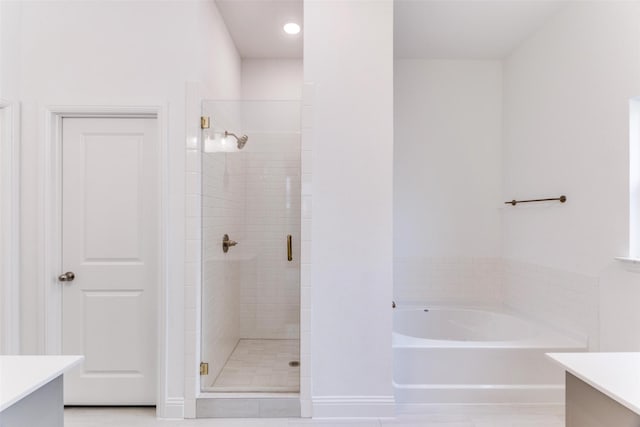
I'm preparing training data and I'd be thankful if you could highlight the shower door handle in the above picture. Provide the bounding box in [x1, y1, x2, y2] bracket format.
[287, 235, 293, 262]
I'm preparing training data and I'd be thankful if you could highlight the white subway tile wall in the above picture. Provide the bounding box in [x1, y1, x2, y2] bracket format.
[240, 132, 301, 339]
[393, 257, 503, 306]
[201, 151, 245, 384]
[502, 258, 599, 350]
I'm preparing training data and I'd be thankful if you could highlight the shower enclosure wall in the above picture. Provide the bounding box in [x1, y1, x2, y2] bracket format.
[200, 100, 301, 393]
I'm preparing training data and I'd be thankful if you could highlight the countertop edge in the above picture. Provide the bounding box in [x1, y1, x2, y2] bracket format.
[0, 355, 84, 412]
[546, 352, 640, 415]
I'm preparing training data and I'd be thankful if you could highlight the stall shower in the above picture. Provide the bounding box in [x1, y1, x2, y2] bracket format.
[200, 100, 301, 393]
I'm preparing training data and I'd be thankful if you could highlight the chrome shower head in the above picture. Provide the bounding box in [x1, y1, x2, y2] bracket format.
[236, 134, 248, 149]
[225, 131, 248, 150]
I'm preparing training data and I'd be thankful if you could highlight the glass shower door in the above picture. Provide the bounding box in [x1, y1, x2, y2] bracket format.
[200, 100, 301, 393]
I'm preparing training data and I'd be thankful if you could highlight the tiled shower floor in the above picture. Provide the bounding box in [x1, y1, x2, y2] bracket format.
[209, 339, 300, 392]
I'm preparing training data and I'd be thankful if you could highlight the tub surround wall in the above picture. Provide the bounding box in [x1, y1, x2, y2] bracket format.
[502, 259, 599, 350]
[394, 257, 502, 306]
[599, 264, 640, 351]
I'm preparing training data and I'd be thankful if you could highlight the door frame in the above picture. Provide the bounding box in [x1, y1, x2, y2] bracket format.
[42, 105, 169, 410]
[0, 100, 20, 354]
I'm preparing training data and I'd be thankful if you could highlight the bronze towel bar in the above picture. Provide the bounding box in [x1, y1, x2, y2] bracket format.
[505, 195, 566, 206]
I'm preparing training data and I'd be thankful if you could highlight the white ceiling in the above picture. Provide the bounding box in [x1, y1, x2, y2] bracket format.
[394, 1, 565, 59]
[216, 0, 563, 60]
[216, 0, 303, 59]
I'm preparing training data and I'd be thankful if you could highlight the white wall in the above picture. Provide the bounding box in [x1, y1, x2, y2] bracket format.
[503, 1, 640, 274]
[599, 264, 640, 350]
[242, 59, 303, 100]
[0, 1, 21, 101]
[0, 101, 20, 355]
[502, 2, 640, 348]
[304, 0, 395, 417]
[4, 0, 241, 417]
[394, 59, 503, 305]
[0, 0, 22, 356]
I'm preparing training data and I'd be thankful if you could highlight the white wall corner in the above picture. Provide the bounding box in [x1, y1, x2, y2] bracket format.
[312, 395, 396, 418]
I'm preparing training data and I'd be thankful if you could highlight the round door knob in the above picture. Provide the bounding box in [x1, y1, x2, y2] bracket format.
[58, 271, 75, 282]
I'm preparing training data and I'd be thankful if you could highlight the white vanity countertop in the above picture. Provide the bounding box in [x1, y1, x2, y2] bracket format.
[0, 355, 83, 412]
[547, 352, 640, 414]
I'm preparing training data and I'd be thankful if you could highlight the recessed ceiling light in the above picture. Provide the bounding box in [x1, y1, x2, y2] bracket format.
[283, 22, 301, 35]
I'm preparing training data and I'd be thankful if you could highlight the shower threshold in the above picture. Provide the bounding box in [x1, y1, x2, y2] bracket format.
[197, 339, 301, 418]
[195, 393, 301, 418]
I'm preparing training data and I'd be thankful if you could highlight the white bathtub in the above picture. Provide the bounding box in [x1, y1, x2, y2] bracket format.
[393, 306, 586, 404]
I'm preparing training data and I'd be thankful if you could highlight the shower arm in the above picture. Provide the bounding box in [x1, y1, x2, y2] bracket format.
[225, 131, 240, 140]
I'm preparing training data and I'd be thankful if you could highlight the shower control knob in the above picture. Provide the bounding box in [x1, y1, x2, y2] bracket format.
[222, 234, 238, 253]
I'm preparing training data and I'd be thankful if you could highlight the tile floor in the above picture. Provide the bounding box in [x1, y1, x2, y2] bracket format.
[208, 339, 300, 393]
[64, 404, 565, 426]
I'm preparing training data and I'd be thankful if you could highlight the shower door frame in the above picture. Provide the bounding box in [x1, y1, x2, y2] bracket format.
[196, 99, 303, 396]
[184, 86, 311, 418]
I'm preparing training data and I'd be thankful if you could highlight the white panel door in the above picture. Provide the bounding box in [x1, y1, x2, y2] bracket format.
[61, 117, 158, 404]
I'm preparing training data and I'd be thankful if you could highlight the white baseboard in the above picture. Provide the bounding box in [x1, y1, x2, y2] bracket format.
[312, 395, 396, 418]
[157, 397, 184, 419]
